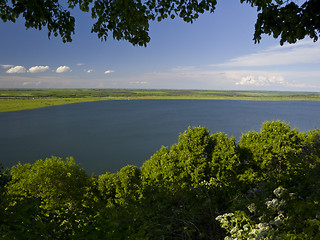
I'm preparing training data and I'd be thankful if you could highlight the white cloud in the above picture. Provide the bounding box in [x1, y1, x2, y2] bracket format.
[28, 66, 50, 73]
[22, 81, 42, 86]
[6, 66, 27, 74]
[214, 40, 320, 68]
[104, 70, 114, 74]
[77, 63, 85, 66]
[236, 75, 285, 86]
[56, 66, 71, 73]
[1, 64, 14, 69]
[2, 67, 320, 90]
[223, 69, 320, 90]
[86, 69, 94, 73]
[129, 81, 149, 85]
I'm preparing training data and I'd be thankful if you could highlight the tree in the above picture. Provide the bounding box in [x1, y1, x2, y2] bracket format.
[139, 127, 238, 239]
[6, 156, 90, 209]
[0, 164, 11, 238]
[216, 121, 320, 239]
[2, 156, 94, 239]
[1, 0, 319, 46]
[141, 126, 215, 190]
[1, 122, 320, 239]
[237, 121, 316, 185]
[242, 0, 320, 45]
[98, 165, 141, 206]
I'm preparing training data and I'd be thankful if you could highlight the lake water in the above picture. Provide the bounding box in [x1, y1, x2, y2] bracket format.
[1, 100, 320, 174]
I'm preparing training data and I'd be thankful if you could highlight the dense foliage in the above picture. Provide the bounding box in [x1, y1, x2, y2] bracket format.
[1, 121, 320, 239]
[1, 1, 319, 46]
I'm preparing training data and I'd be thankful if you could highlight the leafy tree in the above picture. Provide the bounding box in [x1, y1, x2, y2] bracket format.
[208, 132, 239, 187]
[238, 121, 309, 185]
[139, 126, 239, 239]
[97, 171, 118, 206]
[2, 156, 95, 239]
[217, 121, 320, 239]
[1, 122, 320, 239]
[1, 0, 318, 46]
[6, 156, 89, 209]
[98, 164, 141, 206]
[142, 126, 239, 191]
[0, 164, 11, 238]
[141, 126, 215, 191]
[242, 0, 320, 45]
[93, 165, 144, 238]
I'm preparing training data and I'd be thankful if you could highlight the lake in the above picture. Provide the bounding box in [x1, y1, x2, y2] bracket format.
[1, 100, 320, 174]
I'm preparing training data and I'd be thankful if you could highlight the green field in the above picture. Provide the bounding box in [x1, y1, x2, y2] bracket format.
[1, 88, 320, 113]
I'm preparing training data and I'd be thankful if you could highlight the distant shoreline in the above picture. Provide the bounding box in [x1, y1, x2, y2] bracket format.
[1, 88, 320, 113]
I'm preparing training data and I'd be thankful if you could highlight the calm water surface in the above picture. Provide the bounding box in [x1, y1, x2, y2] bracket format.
[1, 100, 320, 174]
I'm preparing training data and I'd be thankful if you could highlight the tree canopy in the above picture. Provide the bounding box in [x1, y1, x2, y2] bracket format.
[1, 0, 319, 46]
[1, 121, 320, 239]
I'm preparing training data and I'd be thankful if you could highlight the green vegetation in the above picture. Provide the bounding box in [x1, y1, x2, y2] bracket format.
[1, 121, 320, 239]
[1, 0, 318, 46]
[1, 89, 320, 113]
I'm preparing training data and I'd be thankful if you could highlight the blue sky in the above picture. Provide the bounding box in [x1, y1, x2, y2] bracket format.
[1, 0, 320, 91]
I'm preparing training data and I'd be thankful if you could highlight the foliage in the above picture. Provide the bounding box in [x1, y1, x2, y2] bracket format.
[242, 0, 320, 45]
[0, 0, 75, 43]
[139, 127, 230, 238]
[2, 157, 95, 239]
[1, 121, 320, 239]
[0, 164, 11, 237]
[98, 164, 141, 206]
[219, 122, 320, 239]
[6, 156, 89, 209]
[238, 121, 306, 184]
[217, 184, 320, 239]
[141, 126, 214, 190]
[1, 0, 319, 46]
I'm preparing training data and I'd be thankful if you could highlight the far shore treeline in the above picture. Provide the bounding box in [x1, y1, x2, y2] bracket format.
[1, 121, 320, 239]
[1, 88, 320, 113]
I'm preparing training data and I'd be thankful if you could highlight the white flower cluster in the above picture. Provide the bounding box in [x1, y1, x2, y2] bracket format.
[264, 187, 291, 230]
[265, 198, 286, 211]
[273, 186, 286, 198]
[216, 212, 269, 240]
[247, 203, 256, 213]
[265, 186, 289, 212]
[216, 187, 294, 239]
[272, 213, 285, 226]
[215, 213, 235, 230]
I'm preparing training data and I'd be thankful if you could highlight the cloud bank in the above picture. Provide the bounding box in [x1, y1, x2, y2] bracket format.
[28, 66, 50, 73]
[6, 66, 27, 74]
[129, 81, 148, 85]
[236, 75, 285, 86]
[56, 66, 71, 73]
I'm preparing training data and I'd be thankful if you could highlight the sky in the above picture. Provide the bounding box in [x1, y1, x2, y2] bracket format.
[1, 0, 320, 91]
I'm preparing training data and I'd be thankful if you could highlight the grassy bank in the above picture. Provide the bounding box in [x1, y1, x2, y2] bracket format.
[1, 88, 320, 113]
